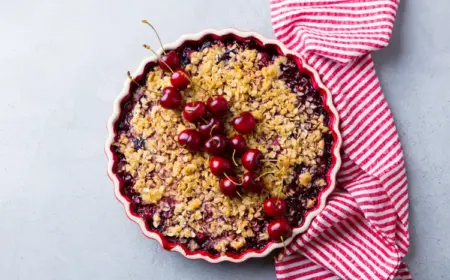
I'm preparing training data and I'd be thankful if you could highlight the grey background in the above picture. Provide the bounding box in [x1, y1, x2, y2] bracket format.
[0, 0, 448, 279]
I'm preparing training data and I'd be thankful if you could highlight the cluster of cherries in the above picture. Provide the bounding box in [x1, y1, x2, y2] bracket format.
[136, 22, 292, 243]
[154, 51, 291, 242]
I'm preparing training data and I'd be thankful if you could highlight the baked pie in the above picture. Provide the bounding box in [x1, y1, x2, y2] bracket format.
[106, 30, 340, 261]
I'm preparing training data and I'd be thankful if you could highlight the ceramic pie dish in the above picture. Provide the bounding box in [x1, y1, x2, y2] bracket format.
[105, 28, 342, 263]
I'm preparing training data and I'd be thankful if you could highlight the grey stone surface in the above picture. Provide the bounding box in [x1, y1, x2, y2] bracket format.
[0, 0, 448, 279]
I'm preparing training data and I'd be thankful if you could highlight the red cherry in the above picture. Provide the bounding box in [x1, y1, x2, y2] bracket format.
[219, 176, 239, 197]
[242, 171, 264, 193]
[159, 87, 182, 109]
[183, 101, 207, 123]
[170, 69, 190, 90]
[198, 118, 224, 139]
[232, 112, 256, 134]
[206, 96, 229, 117]
[204, 135, 228, 156]
[159, 51, 180, 72]
[263, 198, 286, 217]
[177, 129, 202, 152]
[209, 157, 234, 177]
[268, 218, 292, 242]
[228, 135, 248, 156]
[242, 149, 263, 170]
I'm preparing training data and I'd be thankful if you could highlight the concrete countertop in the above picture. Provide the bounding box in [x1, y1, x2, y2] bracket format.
[0, 0, 448, 279]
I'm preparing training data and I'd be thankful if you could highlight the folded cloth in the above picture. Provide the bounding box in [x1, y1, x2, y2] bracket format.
[269, 1, 411, 279]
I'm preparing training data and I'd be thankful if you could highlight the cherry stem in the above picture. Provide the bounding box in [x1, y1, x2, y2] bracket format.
[257, 171, 275, 179]
[127, 71, 142, 87]
[274, 236, 287, 262]
[127, 71, 159, 95]
[236, 191, 243, 199]
[143, 45, 210, 94]
[231, 149, 239, 166]
[141, 20, 166, 54]
[281, 236, 287, 259]
[210, 124, 217, 137]
[224, 173, 242, 186]
[143, 44, 174, 73]
[276, 182, 286, 198]
[180, 70, 197, 89]
[274, 254, 284, 262]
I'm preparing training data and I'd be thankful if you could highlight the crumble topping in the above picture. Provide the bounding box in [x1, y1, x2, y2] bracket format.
[112, 39, 332, 255]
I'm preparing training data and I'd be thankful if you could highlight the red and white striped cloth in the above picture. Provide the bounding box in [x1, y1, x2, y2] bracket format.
[270, 1, 410, 279]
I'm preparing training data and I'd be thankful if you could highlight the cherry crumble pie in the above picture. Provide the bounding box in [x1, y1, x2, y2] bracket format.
[111, 38, 333, 256]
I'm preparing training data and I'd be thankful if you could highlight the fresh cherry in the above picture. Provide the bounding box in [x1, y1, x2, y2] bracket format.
[159, 87, 182, 109]
[242, 171, 264, 193]
[159, 51, 180, 72]
[242, 149, 263, 170]
[170, 69, 190, 90]
[267, 218, 292, 241]
[206, 96, 229, 117]
[183, 101, 207, 123]
[263, 198, 286, 217]
[177, 129, 202, 152]
[204, 135, 228, 156]
[198, 118, 224, 139]
[219, 176, 239, 197]
[228, 135, 248, 156]
[232, 112, 256, 134]
[209, 157, 234, 177]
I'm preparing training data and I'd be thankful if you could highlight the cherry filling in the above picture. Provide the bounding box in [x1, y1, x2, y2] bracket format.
[112, 38, 333, 256]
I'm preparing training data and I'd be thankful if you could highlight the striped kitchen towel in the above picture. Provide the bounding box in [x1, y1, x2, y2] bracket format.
[270, 0, 411, 279]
